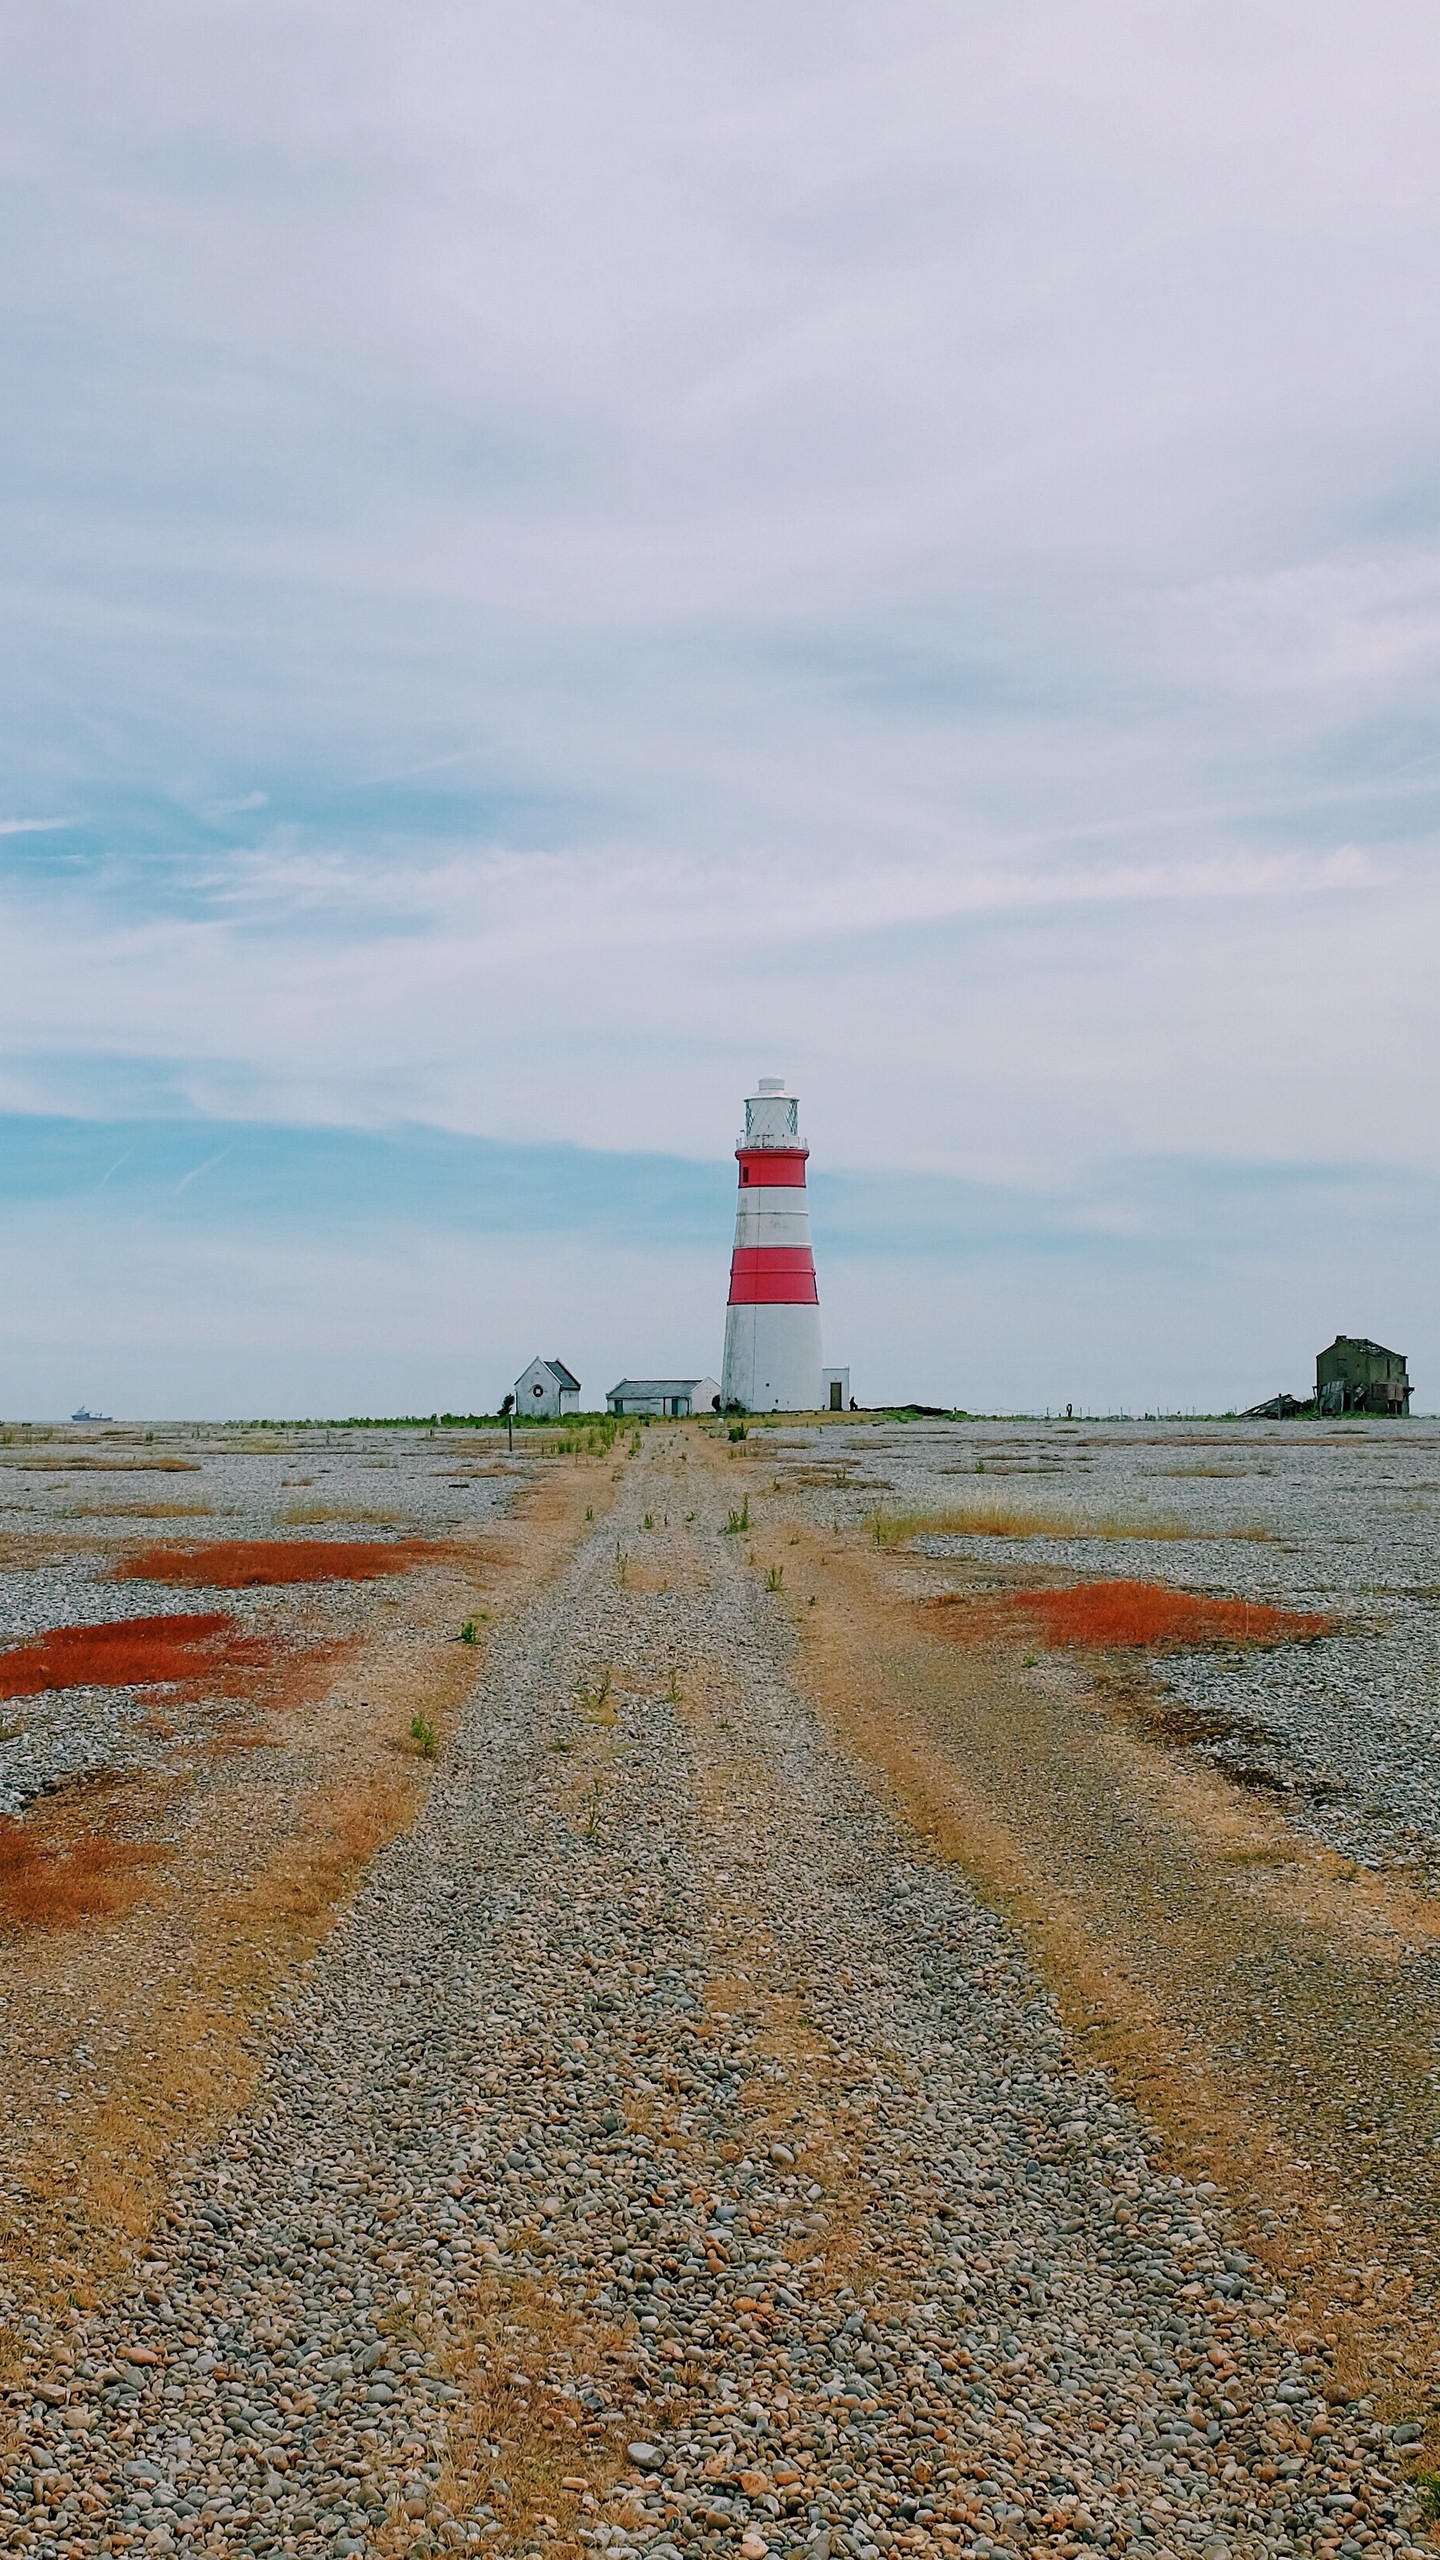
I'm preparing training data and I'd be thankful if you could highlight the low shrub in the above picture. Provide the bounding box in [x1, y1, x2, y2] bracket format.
[0, 1612, 260, 1699]
[117, 1538, 451, 1588]
[0, 1817, 162, 1930]
[280, 1503, 406, 1526]
[933, 1578, 1330, 1653]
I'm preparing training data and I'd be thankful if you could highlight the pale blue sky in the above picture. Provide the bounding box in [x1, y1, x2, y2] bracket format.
[3, 3, 1439, 1414]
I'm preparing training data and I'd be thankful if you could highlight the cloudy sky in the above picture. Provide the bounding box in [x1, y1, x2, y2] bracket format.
[3, 1, 1439, 1416]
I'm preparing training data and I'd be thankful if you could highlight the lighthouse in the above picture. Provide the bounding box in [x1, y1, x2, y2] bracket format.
[720, 1077, 823, 1413]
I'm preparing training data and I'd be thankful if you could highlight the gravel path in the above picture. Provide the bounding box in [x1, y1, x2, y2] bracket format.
[1, 1443, 1425, 2559]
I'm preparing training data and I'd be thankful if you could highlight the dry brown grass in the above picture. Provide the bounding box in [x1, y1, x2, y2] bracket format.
[61, 1499, 220, 1520]
[672, 1627, 908, 2309]
[0, 1455, 200, 1473]
[1162, 1465, 1249, 1479]
[396, 2277, 633, 2556]
[253, 1770, 417, 1922]
[0, 1741, 431, 2301]
[867, 1501, 1271, 1546]
[0, 1532, 98, 1571]
[279, 1501, 409, 1526]
[24, 1759, 426, 2285]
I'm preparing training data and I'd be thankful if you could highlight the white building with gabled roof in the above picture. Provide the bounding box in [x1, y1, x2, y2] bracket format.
[514, 1356, 582, 1419]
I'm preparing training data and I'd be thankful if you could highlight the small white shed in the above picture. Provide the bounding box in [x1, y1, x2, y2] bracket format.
[515, 1356, 582, 1419]
[605, 1376, 720, 1418]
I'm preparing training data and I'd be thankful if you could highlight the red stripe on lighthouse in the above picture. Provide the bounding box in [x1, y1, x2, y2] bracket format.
[728, 1247, 820, 1305]
[736, 1148, 808, 1188]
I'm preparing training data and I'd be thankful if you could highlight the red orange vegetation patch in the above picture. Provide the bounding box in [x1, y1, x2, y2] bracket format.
[116, 1537, 453, 1588]
[0, 1814, 162, 1930]
[0, 1613, 266, 1699]
[934, 1577, 1331, 1652]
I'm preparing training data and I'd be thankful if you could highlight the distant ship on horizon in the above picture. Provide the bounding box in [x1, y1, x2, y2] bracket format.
[71, 1405, 113, 1422]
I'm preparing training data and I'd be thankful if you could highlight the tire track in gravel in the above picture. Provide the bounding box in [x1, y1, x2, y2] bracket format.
[0, 1458, 593, 2339]
[0, 1434, 1426, 2560]
[763, 1504, 1440, 2412]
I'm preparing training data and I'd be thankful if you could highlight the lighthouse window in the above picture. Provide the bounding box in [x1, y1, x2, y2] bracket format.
[741, 1166, 750, 1183]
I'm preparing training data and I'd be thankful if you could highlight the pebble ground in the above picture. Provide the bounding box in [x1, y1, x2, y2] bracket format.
[770, 1418, 1440, 1885]
[0, 1435, 1429, 2560]
[0, 1431, 515, 1818]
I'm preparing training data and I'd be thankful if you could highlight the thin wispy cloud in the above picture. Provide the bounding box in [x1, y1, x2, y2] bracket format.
[203, 790, 269, 819]
[172, 1148, 232, 1197]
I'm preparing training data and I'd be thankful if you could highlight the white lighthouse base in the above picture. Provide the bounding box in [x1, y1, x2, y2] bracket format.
[721, 1302, 823, 1413]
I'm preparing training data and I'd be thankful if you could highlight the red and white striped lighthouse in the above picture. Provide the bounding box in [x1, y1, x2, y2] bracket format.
[720, 1076, 823, 1413]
